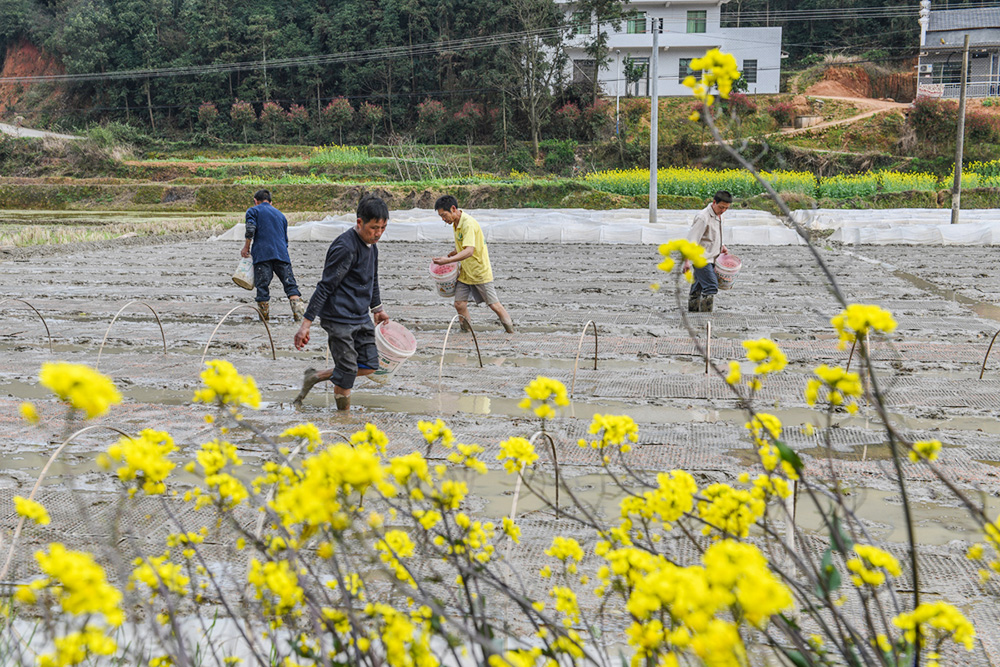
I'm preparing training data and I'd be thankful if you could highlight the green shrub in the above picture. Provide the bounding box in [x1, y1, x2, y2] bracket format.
[86, 122, 155, 150]
[909, 98, 958, 144]
[500, 146, 535, 173]
[540, 139, 577, 172]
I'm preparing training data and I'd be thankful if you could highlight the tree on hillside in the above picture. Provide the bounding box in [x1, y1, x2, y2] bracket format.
[322, 97, 353, 145]
[575, 0, 628, 103]
[197, 102, 218, 131]
[499, 0, 566, 158]
[260, 101, 284, 142]
[287, 103, 308, 143]
[358, 102, 384, 145]
[416, 99, 447, 144]
[230, 99, 255, 143]
[0, 0, 37, 54]
[454, 100, 483, 145]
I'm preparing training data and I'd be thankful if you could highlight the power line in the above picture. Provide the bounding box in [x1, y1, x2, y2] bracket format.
[0, 3, 949, 93]
[723, 1, 1000, 23]
[0, 24, 569, 84]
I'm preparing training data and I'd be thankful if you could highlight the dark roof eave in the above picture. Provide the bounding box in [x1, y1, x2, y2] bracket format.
[921, 44, 1000, 54]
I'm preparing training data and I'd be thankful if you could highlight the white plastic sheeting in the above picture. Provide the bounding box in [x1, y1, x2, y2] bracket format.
[791, 208, 1000, 231]
[211, 208, 805, 246]
[832, 222, 1000, 245]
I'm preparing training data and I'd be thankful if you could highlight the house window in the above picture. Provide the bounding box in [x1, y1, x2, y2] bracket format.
[686, 10, 707, 33]
[934, 60, 971, 85]
[573, 59, 596, 85]
[627, 11, 646, 34]
[679, 58, 701, 83]
[743, 59, 758, 84]
[629, 57, 650, 96]
[573, 11, 590, 35]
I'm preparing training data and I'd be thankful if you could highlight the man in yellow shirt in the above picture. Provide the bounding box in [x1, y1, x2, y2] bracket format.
[432, 195, 515, 333]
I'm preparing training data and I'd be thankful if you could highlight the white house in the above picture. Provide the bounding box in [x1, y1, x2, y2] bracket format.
[917, 1, 1000, 99]
[559, 0, 782, 97]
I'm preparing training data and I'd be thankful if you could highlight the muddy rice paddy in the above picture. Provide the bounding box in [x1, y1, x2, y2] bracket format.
[2, 228, 1000, 660]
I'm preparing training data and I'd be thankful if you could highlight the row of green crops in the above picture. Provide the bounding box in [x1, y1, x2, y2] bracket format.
[959, 160, 1000, 188]
[584, 167, 995, 199]
[307, 144, 382, 166]
[583, 168, 806, 199]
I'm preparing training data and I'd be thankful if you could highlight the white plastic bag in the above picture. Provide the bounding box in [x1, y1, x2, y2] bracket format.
[232, 257, 254, 290]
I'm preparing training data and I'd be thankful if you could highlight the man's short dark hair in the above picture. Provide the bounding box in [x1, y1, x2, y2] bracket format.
[357, 194, 389, 223]
[253, 189, 272, 202]
[434, 195, 459, 212]
[714, 190, 733, 204]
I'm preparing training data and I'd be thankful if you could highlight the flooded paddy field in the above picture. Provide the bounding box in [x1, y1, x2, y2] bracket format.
[3, 232, 1000, 658]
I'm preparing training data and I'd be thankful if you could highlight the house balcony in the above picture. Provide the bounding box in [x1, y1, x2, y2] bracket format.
[567, 30, 724, 50]
[941, 82, 1000, 97]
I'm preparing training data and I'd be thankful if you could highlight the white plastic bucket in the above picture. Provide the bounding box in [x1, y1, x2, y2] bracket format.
[429, 261, 459, 298]
[715, 253, 742, 291]
[232, 257, 254, 290]
[370, 321, 417, 384]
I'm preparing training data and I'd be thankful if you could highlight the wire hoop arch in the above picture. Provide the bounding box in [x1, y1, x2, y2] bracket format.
[0, 424, 134, 582]
[96, 300, 167, 369]
[0, 297, 53, 354]
[437, 314, 484, 394]
[201, 304, 276, 366]
[570, 320, 599, 397]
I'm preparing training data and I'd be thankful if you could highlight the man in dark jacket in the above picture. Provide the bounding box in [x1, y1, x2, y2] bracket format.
[240, 189, 306, 322]
[292, 195, 390, 411]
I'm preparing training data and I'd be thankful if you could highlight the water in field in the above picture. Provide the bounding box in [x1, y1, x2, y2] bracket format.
[3, 235, 1000, 661]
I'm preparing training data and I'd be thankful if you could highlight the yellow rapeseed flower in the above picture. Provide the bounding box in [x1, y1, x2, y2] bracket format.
[892, 601, 975, 652]
[683, 48, 741, 105]
[742, 338, 787, 375]
[831, 304, 897, 348]
[13, 496, 50, 526]
[281, 423, 322, 449]
[847, 544, 901, 587]
[497, 437, 539, 474]
[31, 543, 124, 626]
[193, 359, 260, 409]
[38, 626, 116, 667]
[519, 376, 569, 420]
[657, 238, 707, 272]
[103, 429, 176, 497]
[581, 414, 638, 453]
[909, 439, 942, 463]
[19, 402, 39, 424]
[39, 362, 121, 419]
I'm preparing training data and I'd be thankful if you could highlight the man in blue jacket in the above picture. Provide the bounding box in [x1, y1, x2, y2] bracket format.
[292, 195, 390, 411]
[240, 189, 306, 322]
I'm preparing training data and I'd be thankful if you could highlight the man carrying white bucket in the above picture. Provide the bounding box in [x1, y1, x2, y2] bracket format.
[432, 195, 515, 333]
[683, 190, 732, 313]
[292, 195, 390, 411]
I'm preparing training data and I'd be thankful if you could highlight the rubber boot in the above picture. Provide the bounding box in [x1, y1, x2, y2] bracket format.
[257, 301, 269, 322]
[688, 293, 701, 313]
[290, 297, 306, 322]
[700, 294, 715, 313]
[292, 368, 320, 408]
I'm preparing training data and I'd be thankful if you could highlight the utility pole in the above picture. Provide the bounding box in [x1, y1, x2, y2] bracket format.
[649, 19, 659, 225]
[263, 42, 269, 100]
[615, 49, 621, 137]
[952, 34, 970, 225]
